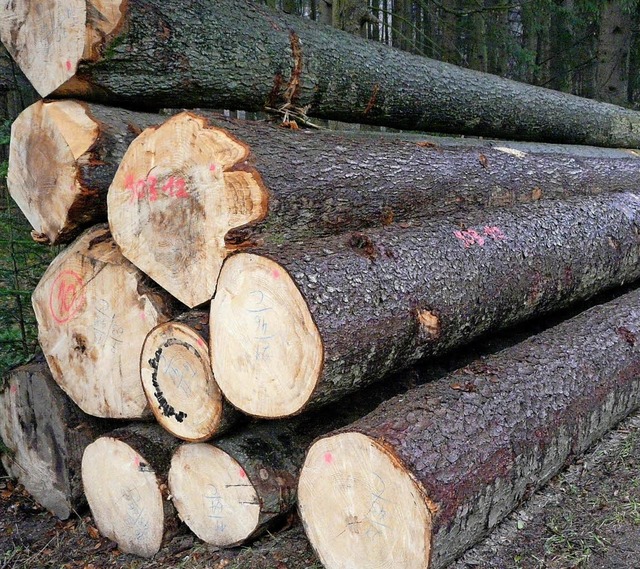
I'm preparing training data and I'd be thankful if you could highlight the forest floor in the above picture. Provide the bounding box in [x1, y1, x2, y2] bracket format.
[2, 397, 640, 569]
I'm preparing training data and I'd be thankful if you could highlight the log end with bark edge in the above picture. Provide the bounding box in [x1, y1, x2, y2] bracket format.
[8, 100, 100, 244]
[299, 433, 432, 569]
[82, 425, 181, 558]
[140, 318, 231, 442]
[32, 225, 177, 419]
[0, 0, 122, 98]
[108, 112, 268, 308]
[169, 443, 262, 547]
[210, 253, 323, 418]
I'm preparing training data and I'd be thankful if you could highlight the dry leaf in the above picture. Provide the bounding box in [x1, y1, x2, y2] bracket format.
[478, 153, 488, 168]
[87, 525, 100, 540]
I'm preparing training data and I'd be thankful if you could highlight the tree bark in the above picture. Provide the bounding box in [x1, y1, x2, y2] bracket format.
[140, 310, 242, 442]
[108, 110, 640, 307]
[32, 224, 179, 419]
[210, 192, 640, 418]
[5, 0, 640, 145]
[8, 100, 161, 245]
[81, 423, 182, 557]
[596, 1, 631, 105]
[0, 358, 112, 519]
[298, 287, 640, 569]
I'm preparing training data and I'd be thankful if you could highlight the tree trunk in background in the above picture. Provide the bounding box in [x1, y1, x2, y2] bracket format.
[549, 0, 574, 93]
[438, 0, 461, 65]
[317, 0, 333, 25]
[333, 0, 373, 37]
[596, 0, 632, 105]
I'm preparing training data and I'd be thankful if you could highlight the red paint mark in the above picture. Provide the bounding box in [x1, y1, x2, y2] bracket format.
[134, 455, 140, 467]
[139, 310, 146, 321]
[239, 468, 247, 478]
[324, 452, 333, 464]
[455, 226, 505, 248]
[49, 270, 86, 324]
[124, 174, 190, 203]
[10, 384, 17, 394]
[65, 60, 72, 72]
[196, 338, 205, 347]
[209, 164, 217, 172]
[272, 270, 280, 279]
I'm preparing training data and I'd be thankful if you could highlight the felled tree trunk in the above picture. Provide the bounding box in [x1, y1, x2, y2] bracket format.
[3, 1, 640, 146]
[140, 310, 241, 441]
[32, 225, 178, 419]
[81, 424, 182, 557]
[210, 192, 640, 418]
[8, 100, 160, 244]
[298, 287, 640, 569]
[0, 359, 112, 519]
[168, 369, 422, 548]
[107, 110, 640, 307]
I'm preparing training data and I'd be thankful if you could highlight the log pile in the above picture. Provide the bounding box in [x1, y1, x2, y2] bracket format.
[3, 1, 640, 567]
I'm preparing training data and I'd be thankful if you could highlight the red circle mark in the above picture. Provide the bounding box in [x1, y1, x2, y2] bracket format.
[272, 270, 280, 279]
[210, 164, 217, 172]
[324, 452, 333, 464]
[49, 270, 86, 324]
[65, 60, 72, 72]
[239, 468, 247, 478]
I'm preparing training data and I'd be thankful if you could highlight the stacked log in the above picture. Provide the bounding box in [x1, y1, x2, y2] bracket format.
[298, 286, 640, 569]
[4, 1, 640, 566]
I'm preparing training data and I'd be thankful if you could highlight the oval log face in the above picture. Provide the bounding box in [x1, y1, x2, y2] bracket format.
[210, 253, 324, 418]
[82, 437, 165, 558]
[107, 112, 267, 308]
[298, 432, 432, 569]
[169, 443, 261, 547]
[141, 322, 223, 441]
[32, 225, 174, 418]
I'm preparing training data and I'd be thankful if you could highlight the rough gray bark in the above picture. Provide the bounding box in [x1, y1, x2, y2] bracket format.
[211, 192, 640, 416]
[596, 1, 631, 105]
[0, 359, 112, 519]
[300, 286, 640, 569]
[9, 0, 640, 145]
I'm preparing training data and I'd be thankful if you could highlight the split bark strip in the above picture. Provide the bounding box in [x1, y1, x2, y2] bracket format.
[8, 100, 160, 244]
[140, 310, 241, 442]
[32, 224, 178, 419]
[108, 111, 640, 307]
[168, 371, 421, 548]
[0, 359, 112, 519]
[298, 287, 640, 569]
[4, 1, 640, 146]
[210, 192, 640, 418]
[82, 424, 181, 558]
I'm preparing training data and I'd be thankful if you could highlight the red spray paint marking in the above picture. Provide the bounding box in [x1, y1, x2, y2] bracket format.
[455, 226, 505, 249]
[124, 174, 190, 203]
[196, 338, 205, 348]
[210, 164, 217, 172]
[239, 468, 247, 478]
[65, 60, 72, 72]
[324, 452, 333, 464]
[134, 455, 141, 467]
[49, 270, 86, 324]
[10, 384, 17, 394]
[272, 270, 280, 279]
[139, 310, 146, 321]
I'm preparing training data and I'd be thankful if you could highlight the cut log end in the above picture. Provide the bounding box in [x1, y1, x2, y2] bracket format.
[0, 0, 123, 97]
[32, 225, 174, 418]
[82, 437, 165, 558]
[298, 432, 432, 569]
[141, 322, 223, 441]
[169, 443, 261, 547]
[210, 253, 323, 418]
[8, 100, 99, 244]
[107, 112, 268, 308]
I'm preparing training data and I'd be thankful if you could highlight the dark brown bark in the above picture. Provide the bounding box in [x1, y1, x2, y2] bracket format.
[210, 192, 640, 417]
[8, 100, 161, 244]
[8, 0, 640, 146]
[0, 359, 112, 519]
[299, 286, 640, 569]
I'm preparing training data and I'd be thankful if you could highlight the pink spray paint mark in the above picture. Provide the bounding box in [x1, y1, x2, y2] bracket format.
[239, 468, 247, 478]
[324, 452, 333, 465]
[139, 310, 146, 321]
[10, 384, 17, 394]
[134, 455, 141, 467]
[272, 270, 280, 279]
[65, 60, 72, 72]
[196, 338, 205, 347]
[210, 164, 217, 172]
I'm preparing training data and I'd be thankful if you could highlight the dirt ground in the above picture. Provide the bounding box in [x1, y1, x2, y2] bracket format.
[2, 404, 640, 569]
